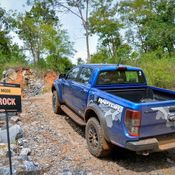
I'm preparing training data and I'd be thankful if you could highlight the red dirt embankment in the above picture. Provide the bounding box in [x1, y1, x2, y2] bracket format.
[3, 67, 57, 96]
[44, 71, 58, 88]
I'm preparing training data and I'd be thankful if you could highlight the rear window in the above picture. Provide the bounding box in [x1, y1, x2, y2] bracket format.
[96, 70, 145, 85]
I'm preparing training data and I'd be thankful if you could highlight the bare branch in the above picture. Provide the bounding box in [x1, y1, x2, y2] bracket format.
[77, 6, 86, 28]
[53, 1, 86, 24]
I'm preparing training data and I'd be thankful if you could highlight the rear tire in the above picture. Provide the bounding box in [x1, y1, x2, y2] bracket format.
[52, 91, 62, 114]
[85, 117, 111, 158]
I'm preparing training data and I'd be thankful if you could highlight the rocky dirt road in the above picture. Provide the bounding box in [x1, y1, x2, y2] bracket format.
[21, 93, 175, 175]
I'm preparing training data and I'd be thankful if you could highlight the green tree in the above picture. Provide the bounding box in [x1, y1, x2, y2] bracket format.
[89, 0, 132, 63]
[28, 0, 92, 62]
[120, 0, 175, 56]
[90, 49, 109, 63]
[47, 56, 73, 73]
[15, 2, 58, 63]
[0, 7, 11, 57]
[89, 0, 122, 57]
[15, 1, 73, 66]
[46, 0, 91, 62]
[45, 29, 74, 73]
[0, 6, 26, 77]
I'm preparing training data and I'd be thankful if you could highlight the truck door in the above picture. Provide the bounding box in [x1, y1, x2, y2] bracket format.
[62, 67, 81, 107]
[71, 67, 93, 114]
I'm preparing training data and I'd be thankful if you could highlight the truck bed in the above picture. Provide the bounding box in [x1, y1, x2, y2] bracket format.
[103, 87, 175, 103]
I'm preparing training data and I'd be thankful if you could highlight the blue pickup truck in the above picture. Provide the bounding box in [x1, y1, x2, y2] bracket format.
[52, 64, 175, 157]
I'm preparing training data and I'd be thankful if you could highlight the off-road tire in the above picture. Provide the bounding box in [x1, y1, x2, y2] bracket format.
[52, 91, 62, 114]
[85, 117, 111, 158]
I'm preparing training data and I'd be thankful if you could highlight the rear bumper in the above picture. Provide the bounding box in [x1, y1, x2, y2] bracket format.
[126, 136, 175, 153]
[126, 138, 159, 152]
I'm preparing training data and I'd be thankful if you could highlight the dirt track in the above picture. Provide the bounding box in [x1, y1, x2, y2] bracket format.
[21, 93, 175, 175]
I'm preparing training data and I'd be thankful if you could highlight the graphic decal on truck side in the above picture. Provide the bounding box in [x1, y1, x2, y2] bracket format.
[98, 98, 122, 110]
[151, 106, 175, 127]
[98, 98, 123, 127]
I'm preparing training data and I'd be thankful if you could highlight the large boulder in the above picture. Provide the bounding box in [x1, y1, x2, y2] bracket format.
[0, 124, 23, 143]
[0, 156, 42, 175]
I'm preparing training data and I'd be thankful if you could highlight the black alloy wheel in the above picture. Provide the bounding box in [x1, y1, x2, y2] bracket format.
[52, 91, 62, 114]
[85, 117, 111, 157]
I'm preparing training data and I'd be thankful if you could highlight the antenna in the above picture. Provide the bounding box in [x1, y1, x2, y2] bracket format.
[117, 57, 122, 66]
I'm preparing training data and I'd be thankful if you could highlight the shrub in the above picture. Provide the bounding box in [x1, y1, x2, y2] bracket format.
[124, 53, 175, 89]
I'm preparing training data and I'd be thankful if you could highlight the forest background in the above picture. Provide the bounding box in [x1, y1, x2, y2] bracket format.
[0, 0, 175, 88]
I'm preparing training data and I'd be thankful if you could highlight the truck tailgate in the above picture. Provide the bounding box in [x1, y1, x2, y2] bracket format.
[140, 102, 175, 138]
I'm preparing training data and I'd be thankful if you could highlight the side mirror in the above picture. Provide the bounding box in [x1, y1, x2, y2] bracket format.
[59, 74, 66, 79]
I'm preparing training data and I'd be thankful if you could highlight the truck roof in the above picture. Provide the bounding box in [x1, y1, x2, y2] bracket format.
[81, 64, 142, 71]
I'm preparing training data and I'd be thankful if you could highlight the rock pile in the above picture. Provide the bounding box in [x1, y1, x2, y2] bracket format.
[23, 79, 44, 97]
[2, 68, 44, 97]
[0, 68, 59, 174]
[2, 67, 57, 97]
[0, 113, 42, 175]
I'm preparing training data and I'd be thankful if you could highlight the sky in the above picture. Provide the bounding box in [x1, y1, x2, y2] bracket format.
[0, 0, 98, 64]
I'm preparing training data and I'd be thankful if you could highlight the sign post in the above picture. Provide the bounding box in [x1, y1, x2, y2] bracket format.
[0, 80, 22, 175]
[5, 112, 12, 175]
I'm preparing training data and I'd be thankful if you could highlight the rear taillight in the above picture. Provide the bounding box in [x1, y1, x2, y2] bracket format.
[125, 109, 141, 137]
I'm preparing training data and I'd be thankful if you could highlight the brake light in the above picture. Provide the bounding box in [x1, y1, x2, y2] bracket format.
[125, 109, 141, 137]
[117, 66, 127, 71]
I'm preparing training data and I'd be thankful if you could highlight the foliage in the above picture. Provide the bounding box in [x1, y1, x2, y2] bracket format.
[0, 7, 11, 57]
[90, 49, 109, 63]
[41, 0, 92, 62]
[0, 2, 74, 78]
[0, 7, 27, 78]
[91, 49, 175, 89]
[122, 52, 175, 89]
[89, 0, 122, 57]
[77, 58, 85, 65]
[89, 0, 134, 64]
[14, 1, 73, 64]
[90, 0, 175, 89]
[90, 44, 132, 64]
[119, 0, 175, 55]
[1, 0, 175, 90]
[46, 56, 73, 73]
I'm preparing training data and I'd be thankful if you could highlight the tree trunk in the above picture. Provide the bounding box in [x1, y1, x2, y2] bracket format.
[30, 44, 36, 64]
[53, 1, 91, 62]
[85, 0, 90, 63]
[85, 27, 90, 63]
